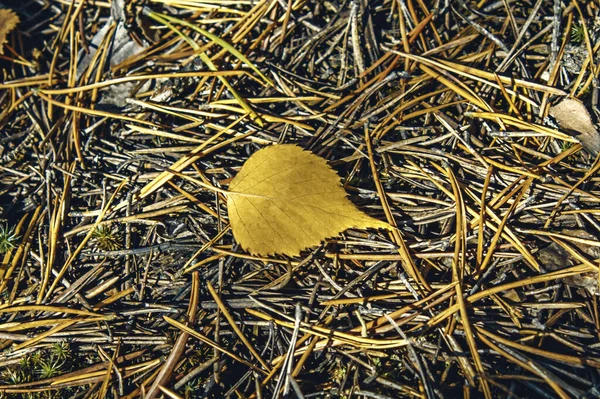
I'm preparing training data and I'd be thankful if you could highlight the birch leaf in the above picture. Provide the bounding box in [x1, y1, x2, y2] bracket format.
[227, 144, 392, 257]
[0, 9, 19, 55]
[550, 98, 600, 156]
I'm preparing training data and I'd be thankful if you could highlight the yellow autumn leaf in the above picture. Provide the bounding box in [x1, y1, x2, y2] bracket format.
[227, 144, 392, 257]
[0, 9, 19, 55]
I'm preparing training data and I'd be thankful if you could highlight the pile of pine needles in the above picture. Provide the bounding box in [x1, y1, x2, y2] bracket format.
[2, 0, 600, 398]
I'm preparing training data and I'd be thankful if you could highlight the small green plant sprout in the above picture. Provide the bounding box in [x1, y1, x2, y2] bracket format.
[184, 380, 202, 399]
[571, 23, 586, 43]
[332, 361, 347, 383]
[29, 350, 43, 366]
[91, 224, 122, 251]
[50, 342, 70, 362]
[37, 357, 63, 379]
[561, 141, 574, 152]
[0, 224, 18, 254]
[1, 366, 25, 385]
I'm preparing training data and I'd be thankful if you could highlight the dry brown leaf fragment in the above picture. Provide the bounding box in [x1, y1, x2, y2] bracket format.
[538, 228, 600, 295]
[227, 144, 392, 256]
[0, 9, 19, 55]
[549, 97, 600, 156]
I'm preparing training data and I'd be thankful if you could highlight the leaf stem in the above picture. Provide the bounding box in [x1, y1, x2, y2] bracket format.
[167, 169, 230, 196]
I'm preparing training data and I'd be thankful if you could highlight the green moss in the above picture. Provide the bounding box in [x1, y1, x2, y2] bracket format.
[91, 225, 122, 251]
[571, 23, 585, 44]
[0, 224, 18, 254]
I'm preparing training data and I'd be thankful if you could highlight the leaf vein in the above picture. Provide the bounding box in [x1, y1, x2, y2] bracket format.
[238, 160, 316, 192]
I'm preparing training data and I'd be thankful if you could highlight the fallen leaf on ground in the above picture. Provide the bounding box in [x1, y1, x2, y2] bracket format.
[76, 0, 146, 81]
[549, 97, 600, 156]
[227, 144, 392, 256]
[537, 228, 600, 296]
[0, 9, 19, 55]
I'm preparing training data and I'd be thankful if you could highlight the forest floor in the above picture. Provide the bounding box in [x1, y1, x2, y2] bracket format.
[1, 0, 600, 398]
